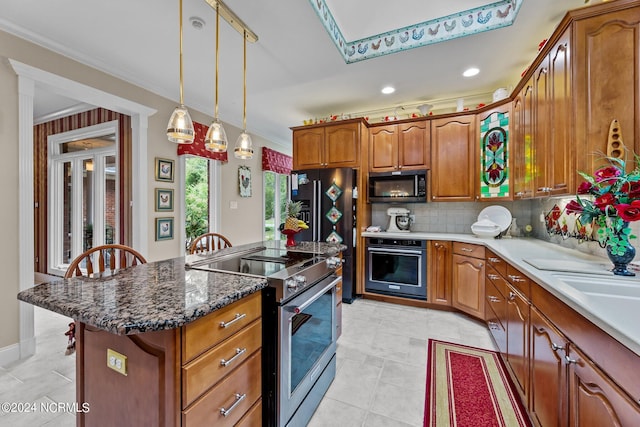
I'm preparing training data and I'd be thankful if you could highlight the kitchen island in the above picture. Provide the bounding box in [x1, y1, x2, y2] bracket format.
[17, 240, 343, 427]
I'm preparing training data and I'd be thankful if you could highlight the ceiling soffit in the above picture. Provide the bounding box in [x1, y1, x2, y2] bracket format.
[311, 0, 523, 63]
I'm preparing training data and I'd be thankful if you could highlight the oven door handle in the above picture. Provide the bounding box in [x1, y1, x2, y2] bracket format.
[368, 247, 423, 255]
[290, 275, 340, 315]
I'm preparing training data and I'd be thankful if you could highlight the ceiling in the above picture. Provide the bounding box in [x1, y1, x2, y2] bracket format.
[0, 0, 593, 148]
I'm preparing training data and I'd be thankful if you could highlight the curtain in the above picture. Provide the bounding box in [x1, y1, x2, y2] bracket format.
[262, 146, 292, 174]
[177, 122, 228, 162]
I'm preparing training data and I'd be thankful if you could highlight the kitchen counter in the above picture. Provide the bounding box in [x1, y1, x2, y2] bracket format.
[17, 240, 343, 335]
[362, 231, 640, 356]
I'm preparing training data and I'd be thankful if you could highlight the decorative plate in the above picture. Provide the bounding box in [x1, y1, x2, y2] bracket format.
[325, 230, 343, 244]
[477, 205, 512, 232]
[325, 183, 343, 202]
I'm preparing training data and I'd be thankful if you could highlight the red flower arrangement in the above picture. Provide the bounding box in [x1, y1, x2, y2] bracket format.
[565, 156, 640, 255]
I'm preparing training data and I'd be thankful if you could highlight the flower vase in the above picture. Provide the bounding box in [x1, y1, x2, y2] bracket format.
[606, 243, 636, 276]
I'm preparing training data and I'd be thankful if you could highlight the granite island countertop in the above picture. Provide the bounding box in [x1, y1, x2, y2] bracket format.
[362, 231, 640, 356]
[18, 240, 344, 336]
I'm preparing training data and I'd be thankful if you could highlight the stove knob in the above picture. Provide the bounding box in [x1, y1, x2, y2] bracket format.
[285, 278, 298, 289]
[326, 256, 341, 269]
[294, 275, 307, 285]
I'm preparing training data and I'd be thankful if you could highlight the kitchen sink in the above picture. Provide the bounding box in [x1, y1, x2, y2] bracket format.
[550, 273, 640, 299]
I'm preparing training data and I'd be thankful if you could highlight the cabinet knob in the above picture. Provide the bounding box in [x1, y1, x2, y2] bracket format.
[551, 343, 564, 352]
[564, 355, 578, 365]
[508, 291, 516, 301]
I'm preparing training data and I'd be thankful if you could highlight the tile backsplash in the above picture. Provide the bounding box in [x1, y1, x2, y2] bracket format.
[368, 197, 640, 262]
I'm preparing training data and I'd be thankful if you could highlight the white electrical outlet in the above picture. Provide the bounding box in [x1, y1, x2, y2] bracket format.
[107, 348, 127, 376]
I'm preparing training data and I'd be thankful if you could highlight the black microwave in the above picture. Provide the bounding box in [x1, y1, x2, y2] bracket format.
[368, 170, 427, 203]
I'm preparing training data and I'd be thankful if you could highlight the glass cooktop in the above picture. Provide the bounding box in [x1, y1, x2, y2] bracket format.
[191, 248, 315, 278]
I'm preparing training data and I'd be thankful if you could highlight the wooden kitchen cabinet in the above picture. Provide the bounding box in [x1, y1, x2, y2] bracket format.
[451, 242, 485, 319]
[511, 80, 535, 199]
[428, 240, 451, 306]
[431, 115, 477, 201]
[567, 343, 640, 426]
[504, 266, 531, 404]
[369, 121, 429, 172]
[574, 4, 640, 176]
[530, 306, 568, 427]
[477, 103, 512, 201]
[533, 32, 573, 197]
[292, 120, 363, 170]
[485, 265, 507, 354]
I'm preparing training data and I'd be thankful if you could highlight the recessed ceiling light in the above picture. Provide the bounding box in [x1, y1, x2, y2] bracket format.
[463, 67, 480, 77]
[381, 86, 395, 95]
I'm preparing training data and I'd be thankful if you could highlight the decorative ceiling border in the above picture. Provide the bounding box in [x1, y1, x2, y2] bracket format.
[309, 0, 523, 63]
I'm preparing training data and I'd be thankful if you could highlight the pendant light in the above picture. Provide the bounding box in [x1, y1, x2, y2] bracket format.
[166, 0, 195, 144]
[234, 30, 254, 160]
[204, 3, 228, 152]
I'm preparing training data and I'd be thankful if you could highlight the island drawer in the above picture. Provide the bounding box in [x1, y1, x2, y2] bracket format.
[182, 350, 262, 427]
[182, 291, 262, 362]
[182, 319, 262, 407]
[453, 242, 485, 259]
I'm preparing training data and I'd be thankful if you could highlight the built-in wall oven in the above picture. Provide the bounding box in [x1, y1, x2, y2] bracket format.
[365, 238, 427, 299]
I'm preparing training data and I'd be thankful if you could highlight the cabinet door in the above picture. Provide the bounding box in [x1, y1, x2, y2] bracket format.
[478, 105, 511, 200]
[325, 122, 360, 167]
[398, 121, 429, 170]
[369, 125, 398, 172]
[505, 285, 530, 403]
[428, 241, 451, 305]
[530, 307, 567, 427]
[568, 344, 640, 427]
[431, 115, 477, 201]
[575, 8, 640, 176]
[548, 33, 573, 195]
[451, 254, 485, 319]
[512, 81, 535, 199]
[533, 58, 551, 197]
[293, 127, 324, 170]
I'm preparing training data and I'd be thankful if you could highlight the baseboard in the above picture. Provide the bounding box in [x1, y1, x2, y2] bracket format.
[0, 343, 21, 367]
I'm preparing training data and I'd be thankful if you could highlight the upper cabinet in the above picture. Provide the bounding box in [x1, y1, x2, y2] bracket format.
[369, 121, 430, 172]
[292, 120, 364, 170]
[431, 115, 477, 202]
[573, 5, 640, 176]
[511, 80, 535, 199]
[477, 104, 511, 201]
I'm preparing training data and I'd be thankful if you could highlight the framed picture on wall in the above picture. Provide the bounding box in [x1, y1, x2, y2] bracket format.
[239, 166, 251, 197]
[155, 188, 174, 212]
[155, 158, 174, 182]
[155, 217, 174, 241]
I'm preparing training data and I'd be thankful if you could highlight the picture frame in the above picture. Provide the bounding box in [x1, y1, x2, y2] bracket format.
[155, 217, 174, 241]
[155, 188, 174, 212]
[239, 166, 251, 197]
[155, 157, 174, 182]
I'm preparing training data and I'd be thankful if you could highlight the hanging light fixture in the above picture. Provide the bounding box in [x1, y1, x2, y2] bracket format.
[234, 30, 254, 159]
[166, 0, 195, 144]
[204, 3, 228, 152]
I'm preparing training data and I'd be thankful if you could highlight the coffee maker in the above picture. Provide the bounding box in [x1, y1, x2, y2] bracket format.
[387, 207, 412, 232]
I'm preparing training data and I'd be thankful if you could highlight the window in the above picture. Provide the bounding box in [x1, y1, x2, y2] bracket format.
[185, 156, 209, 249]
[48, 121, 118, 275]
[264, 171, 289, 240]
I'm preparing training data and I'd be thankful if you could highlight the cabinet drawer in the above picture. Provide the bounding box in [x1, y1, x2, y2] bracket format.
[505, 264, 530, 298]
[236, 399, 262, 427]
[486, 265, 507, 297]
[182, 319, 262, 408]
[182, 350, 261, 427]
[183, 292, 261, 362]
[486, 303, 506, 354]
[486, 250, 507, 276]
[453, 242, 485, 259]
[485, 278, 506, 327]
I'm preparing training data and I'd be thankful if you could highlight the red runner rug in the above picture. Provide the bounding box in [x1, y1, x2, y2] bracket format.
[424, 340, 531, 427]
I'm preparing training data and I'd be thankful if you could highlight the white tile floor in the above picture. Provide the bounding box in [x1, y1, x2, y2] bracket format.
[0, 299, 495, 426]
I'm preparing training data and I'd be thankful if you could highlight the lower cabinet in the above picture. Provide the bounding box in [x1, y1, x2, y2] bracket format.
[429, 240, 452, 305]
[530, 307, 567, 427]
[505, 282, 530, 404]
[452, 242, 485, 319]
[567, 343, 640, 426]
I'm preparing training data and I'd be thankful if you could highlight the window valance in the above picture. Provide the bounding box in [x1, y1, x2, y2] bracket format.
[177, 122, 228, 162]
[262, 146, 292, 174]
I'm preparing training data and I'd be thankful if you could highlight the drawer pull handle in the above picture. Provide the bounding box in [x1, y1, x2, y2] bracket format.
[565, 355, 578, 365]
[460, 247, 473, 252]
[489, 257, 500, 263]
[488, 296, 501, 303]
[220, 348, 247, 367]
[219, 313, 246, 329]
[508, 274, 525, 283]
[487, 321, 500, 330]
[220, 393, 246, 417]
[488, 274, 499, 280]
[508, 291, 516, 301]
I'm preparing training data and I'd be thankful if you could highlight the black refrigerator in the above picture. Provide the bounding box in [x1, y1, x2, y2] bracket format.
[291, 168, 357, 303]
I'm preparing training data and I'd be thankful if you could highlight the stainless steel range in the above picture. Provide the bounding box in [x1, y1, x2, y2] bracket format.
[188, 245, 341, 427]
